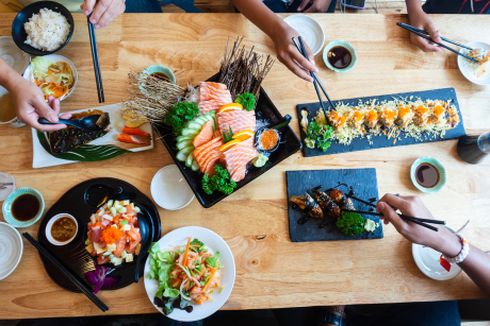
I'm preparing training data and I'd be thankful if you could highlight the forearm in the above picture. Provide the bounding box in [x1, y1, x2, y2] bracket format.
[0, 59, 22, 92]
[231, 0, 288, 39]
[459, 245, 490, 295]
[405, 0, 424, 15]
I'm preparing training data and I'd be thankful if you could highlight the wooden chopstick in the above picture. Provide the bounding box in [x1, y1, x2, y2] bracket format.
[341, 208, 440, 232]
[396, 22, 479, 63]
[398, 22, 473, 51]
[22, 233, 109, 312]
[87, 16, 105, 103]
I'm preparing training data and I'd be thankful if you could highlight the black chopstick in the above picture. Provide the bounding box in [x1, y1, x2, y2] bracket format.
[396, 22, 478, 63]
[398, 22, 473, 50]
[291, 36, 335, 115]
[87, 16, 105, 103]
[22, 233, 109, 312]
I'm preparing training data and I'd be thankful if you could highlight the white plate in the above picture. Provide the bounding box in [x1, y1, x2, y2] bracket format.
[457, 41, 490, 86]
[0, 222, 23, 280]
[23, 54, 78, 102]
[284, 14, 325, 56]
[412, 243, 461, 281]
[0, 36, 30, 76]
[31, 103, 154, 168]
[151, 165, 194, 210]
[144, 226, 236, 322]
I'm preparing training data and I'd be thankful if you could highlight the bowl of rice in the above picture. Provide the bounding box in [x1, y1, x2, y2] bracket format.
[11, 1, 74, 56]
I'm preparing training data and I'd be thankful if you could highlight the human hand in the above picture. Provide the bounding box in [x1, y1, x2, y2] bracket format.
[11, 78, 69, 131]
[407, 9, 442, 52]
[81, 0, 126, 29]
[297, 0, 332, 13]
[377, 194, 461, 257]
[272, 24, 318, 82]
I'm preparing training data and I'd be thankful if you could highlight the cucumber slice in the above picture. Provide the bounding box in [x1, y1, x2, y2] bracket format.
[187, 121, 202, 130]
[194, 116, 208, 125]
[176, 146, 193, 161]
[191, 160, 199, 172]
[176, 135, 193, 143]
[182, 128, 199, 137]
[185, 152, 194, 167]
[177, 140, 192, 150]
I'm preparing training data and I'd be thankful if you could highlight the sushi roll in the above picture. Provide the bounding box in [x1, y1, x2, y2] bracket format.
[427, 103, 445, 125]
[395, 105, 414, 128]
[413, 105, 429, 126]
[364, 109, 379, 129]
[380, 107, 397, 128]
[328, 111, 347, 130]
[446, 107, 460, 128]
[348, 109, 365, 131]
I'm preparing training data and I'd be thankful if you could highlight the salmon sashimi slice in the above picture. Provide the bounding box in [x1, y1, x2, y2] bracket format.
[199, 100, 226, 113]
[198, 82, 232, 114]
[193, 136, 222, 160]
[223, 138, 258, 182]
[217, 110, 256, 134]
[193, 137, 223, 172]
[202, 152, 223, 175]
[193, 120, 215, 148]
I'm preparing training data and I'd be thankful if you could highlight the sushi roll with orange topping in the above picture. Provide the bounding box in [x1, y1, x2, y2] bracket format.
[447, 107, 460, 128]
[413, 105, 429, 126]
[328, 111, 347, 129]
[395, 105, 414, 128]
[427, 104, 446, 125]
[380, 108, 397, 128]
[364, 109, 378, 129]
[348, 109, 365, 131]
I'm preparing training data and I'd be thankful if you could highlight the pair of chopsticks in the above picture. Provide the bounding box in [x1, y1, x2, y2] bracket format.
[22, 233, 109, 312]
[344, 194, 445, 232]
[396, 22, 478, 63]
[291, 36, 335, 117]
[87, 16, 105, 103]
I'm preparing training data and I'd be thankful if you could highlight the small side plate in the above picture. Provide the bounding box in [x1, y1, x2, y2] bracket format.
[457, 41, 490, 86]
[412, 243, 461, 281]
[284, 14, 325, 56]
[0, 222, 23, 280]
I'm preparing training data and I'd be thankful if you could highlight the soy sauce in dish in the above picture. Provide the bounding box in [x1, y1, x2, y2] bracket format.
[12, 194, 40, 221]
[327, 46, 352, 69]
[150, 72, 170, 82]
[415, 163, 440, 188]
[51, 217, 77, 242]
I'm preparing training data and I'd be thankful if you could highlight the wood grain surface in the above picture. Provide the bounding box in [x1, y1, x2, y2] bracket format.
[0, 13, 489, 319]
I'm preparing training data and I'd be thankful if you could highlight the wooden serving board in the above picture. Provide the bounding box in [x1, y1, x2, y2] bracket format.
[286, 168, 383, 242]
[296, 88, 466, 157]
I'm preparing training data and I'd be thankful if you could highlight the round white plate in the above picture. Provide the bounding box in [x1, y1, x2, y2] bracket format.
[0, 222, 23, 280]
[22, 54, 79, 102]
[457, 41, 490, 86]
[144, 226, 236, 322]
[0, 172, 16, 202]
[0, 36, 30, 76]
[284, 14, 325, 56]
[412, 243, 461, 281]
[151, 165, 194, 210]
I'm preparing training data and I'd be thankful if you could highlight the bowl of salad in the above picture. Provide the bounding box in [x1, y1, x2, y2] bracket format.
[144, 226, 236, 322]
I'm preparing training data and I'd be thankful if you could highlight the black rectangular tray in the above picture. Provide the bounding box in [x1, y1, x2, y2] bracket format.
[286, 168, 383, 242]
[296, 87, 466, 157]
[155, 87, 302, 208]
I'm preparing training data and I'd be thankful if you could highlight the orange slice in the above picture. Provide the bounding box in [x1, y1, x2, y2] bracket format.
[232, 129, 254, 142]
[218, 139, 242, 152]
[218, 102, 243, 113]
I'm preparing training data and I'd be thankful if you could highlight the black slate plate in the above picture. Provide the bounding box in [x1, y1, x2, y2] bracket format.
[296, 88, 466, 157]
[286, 168, 383, 242]
[155, 82, 302, 208]
[37, 178, 161, 292]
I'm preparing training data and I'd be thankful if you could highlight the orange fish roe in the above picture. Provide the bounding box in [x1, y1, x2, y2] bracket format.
[100, 227, 124, 244]
[260, 129, 279, 151]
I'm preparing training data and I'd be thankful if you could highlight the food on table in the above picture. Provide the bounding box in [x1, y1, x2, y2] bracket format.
[202, 164, 237, 195]
[302, 99, 461, 150]
[84, 264, 118, 294]
[50, 215, 77, 243]
[198, 82, 232, 113]
[289, 187, 378, 236]
[235, 92, 256, 111]
[466, 48, 489, 78]
[117, 126, 151, 146]
[415, 162, 440, 188]
[222, 138, 259, 182]
[163, 102, 200, 135]
[31, 56, 74, 100]
[85, 199, 142, 266]
[256, 128, 279, 152]
[327, 46, 352, 70]
[11, 193, 40, 221]
[148, 237, 223, 315]
[47, 109, 110, 153]
[121, 109, 148, 128]
[24, 8, 71, 51]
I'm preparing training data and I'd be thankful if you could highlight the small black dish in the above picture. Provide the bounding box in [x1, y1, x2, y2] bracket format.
[12, 1, 74, 56]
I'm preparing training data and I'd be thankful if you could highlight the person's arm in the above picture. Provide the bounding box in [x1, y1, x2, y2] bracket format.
[0, 59, 67, 131]
[404, 0, 441, 52]
[297, 0, 332, 12]
[378, 194, 490, 295]
[231, 0, 317, 82]
[81, 0, 126, 29]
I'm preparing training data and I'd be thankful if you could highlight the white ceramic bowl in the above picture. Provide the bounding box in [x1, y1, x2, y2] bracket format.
[23, 54, 79, 102]
[150, 165, 194, 210]
[144, 226, 236, 322]
[45, 213, 78, 246]
[412, 243, 461, 281]
[284, 14, 325, 56]
[457, 41, 490, 86]
[0, 222, 23, 280]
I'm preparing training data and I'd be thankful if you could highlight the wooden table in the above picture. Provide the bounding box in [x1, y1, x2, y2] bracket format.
[1, 13, 489, 319]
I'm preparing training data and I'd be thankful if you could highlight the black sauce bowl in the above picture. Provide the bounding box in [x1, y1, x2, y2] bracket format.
[11, 1, 74, 56]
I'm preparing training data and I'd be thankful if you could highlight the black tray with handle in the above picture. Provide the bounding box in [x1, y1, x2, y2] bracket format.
[286, 168, 383, 242]
[155, 83, 302, 208]
[296, 87, 466, 157]
[37, 178, 161, 292]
